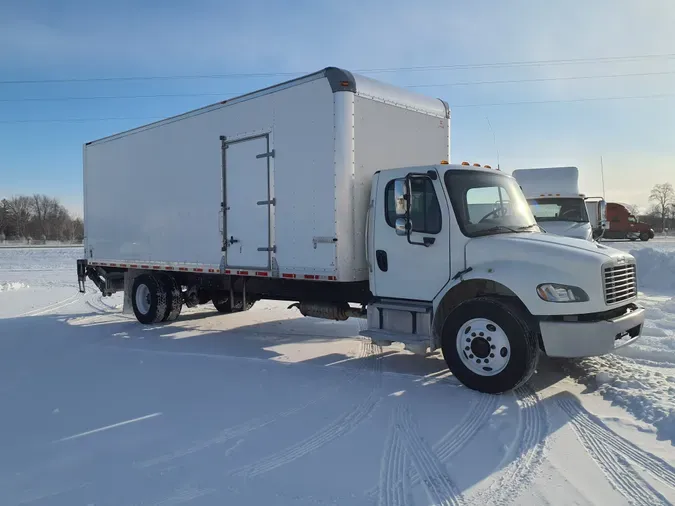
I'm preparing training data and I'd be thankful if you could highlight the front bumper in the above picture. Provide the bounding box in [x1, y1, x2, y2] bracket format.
[540, 306, 645, 358]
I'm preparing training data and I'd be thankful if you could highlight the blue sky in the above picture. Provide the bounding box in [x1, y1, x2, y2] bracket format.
[1, 0, 674, 216]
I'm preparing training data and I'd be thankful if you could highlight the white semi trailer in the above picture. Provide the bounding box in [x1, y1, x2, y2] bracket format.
[77, 67, 644, 394]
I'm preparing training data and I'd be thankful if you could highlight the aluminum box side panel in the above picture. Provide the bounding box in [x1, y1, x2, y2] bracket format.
[340, 95, 451, 281]
[84, 76, 337, 272]
[271, 78, 338, 273]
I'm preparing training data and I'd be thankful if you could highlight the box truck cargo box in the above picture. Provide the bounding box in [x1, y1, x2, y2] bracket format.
[82, 68, 450, 282]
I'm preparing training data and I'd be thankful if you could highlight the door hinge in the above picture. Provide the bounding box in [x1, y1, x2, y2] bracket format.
[256, 149, 275, 159]
[257, 246, 277, 253]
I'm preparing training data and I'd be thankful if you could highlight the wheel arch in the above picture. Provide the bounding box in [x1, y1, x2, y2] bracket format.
[433, 278, 531, 348]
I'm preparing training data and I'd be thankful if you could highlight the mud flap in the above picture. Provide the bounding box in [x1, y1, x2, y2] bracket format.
[123, 270, 141, 315]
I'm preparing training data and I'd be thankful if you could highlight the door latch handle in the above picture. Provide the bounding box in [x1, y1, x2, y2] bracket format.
[228, 236, 240, 245]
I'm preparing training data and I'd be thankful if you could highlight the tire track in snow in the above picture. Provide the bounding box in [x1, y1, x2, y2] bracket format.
[369, 391, 499, 500]
[138, 338, 379, 469]
[558, 395, 675, 497]
[476, 386, 549, 506]
[396, 405, 463, 506]
[16, 293, 80, 317]
[230, 339, 383, 478]
[377, 415, 410, 506]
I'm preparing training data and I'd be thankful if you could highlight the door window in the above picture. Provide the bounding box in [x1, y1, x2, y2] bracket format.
[385, 178, 442, 234]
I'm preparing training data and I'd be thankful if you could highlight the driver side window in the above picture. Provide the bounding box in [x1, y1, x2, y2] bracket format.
[385, 178, 442, 234]
[466, 186, 511, 223]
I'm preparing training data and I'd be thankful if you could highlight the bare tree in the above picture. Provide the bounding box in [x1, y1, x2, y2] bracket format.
[649, 183, 675, 233]
[5, 196, 33, 239]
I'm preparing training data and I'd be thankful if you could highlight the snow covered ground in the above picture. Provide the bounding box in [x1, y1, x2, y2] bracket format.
[0, 243, 674, 505]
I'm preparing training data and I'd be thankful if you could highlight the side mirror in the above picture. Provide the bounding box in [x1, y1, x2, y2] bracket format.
[394, 179, 409, 217]
[395, 217, 411, 236]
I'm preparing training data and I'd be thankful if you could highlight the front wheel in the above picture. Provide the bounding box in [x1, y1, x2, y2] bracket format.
[640, 232, 649, 242]
[441, 297, 539, 394]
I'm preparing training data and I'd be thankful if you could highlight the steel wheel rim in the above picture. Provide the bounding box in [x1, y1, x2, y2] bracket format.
[456, 318, 510, 376]
[135, 283, 151, 315]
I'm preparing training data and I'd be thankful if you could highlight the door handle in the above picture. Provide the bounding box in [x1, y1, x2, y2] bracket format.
[376, 250, 388, 272]
[228, 236, 240, 246]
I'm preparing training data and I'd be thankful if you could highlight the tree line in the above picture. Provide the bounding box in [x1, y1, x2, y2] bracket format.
[646, 182, 675, 233]
[0, 195, 83, 243]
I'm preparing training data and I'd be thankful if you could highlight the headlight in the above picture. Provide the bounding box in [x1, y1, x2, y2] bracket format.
[536, 283, 589, 303]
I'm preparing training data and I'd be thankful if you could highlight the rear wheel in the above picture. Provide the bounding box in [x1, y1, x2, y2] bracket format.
[640, 232, 649, 242]
[131, 274, 169, 324]
[441, 297, 539, 394]
[160, 275, 182, 322]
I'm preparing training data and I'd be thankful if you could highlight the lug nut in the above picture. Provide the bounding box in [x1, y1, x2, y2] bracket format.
[465, 346, 470, 351]
[466, 338, 471, 342]
[479, 332, 484, 336]
[491, 345, 496, 350]
[487, 337, 492, 342]
[490, 353, 495, 358]
[469, 354, 474, 359]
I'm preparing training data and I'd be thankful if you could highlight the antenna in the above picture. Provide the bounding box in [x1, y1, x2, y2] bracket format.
[600, 156, 606, 199]
[485, 116, 500, 170]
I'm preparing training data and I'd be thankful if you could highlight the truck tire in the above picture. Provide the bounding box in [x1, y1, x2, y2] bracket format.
[212, 296, 256, 314]
[441, 297, 539, 394]
[160, 275, 182, 322]
[131, 274, 169, 324]
[640, 232, 649, 242]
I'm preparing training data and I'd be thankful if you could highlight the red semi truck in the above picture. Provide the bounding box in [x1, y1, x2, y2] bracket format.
[603, 203, 655, 241]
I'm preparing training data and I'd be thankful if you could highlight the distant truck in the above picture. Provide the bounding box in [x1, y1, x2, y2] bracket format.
[511, 167, 593, 241]
[76, 67, 644, 394]
[603, 203, 655, 241]
[585, 197, 608, 239]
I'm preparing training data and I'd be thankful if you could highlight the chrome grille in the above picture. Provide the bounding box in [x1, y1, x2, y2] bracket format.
[603, 263, 637, 304]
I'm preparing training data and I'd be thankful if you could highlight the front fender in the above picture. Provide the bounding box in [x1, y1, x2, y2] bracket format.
[448, 260, 602, 316]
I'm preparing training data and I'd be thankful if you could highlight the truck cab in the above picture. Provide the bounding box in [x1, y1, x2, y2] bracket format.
[511, 167, 593, 241]
[364, 163, 644, 393]
[603, 203, 655, 242]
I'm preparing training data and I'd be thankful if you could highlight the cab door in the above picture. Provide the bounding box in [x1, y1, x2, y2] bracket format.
[370, 168, 451, 301]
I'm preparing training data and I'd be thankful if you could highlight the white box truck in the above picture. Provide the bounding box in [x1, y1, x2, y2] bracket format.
[512, 166, 595, 241]
[77, 68, 644, 394]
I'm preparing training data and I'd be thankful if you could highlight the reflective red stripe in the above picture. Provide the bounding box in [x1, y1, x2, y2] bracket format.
[238, 270, 249, 275]
[282, 273, 296, 278]
[224, 269, 231, 274]
[194, 268, 203, 272]
[130, 264, 138, 268]
[256, 271, 268, 277]
[178, 267, 188, 271]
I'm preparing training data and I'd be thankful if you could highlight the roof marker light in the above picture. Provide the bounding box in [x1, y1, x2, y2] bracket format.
[461, 161, 470, 166]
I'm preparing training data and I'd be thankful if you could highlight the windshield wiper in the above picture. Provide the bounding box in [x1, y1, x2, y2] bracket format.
[475, 225, 521, 236]
[516, 223, 539, 231]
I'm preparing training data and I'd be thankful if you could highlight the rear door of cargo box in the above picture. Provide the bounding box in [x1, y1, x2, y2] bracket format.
[222, 133, 274, 270]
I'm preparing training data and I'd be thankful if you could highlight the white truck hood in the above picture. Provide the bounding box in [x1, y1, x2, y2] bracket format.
[462, 232, 634, 315]
[468, 232, 619, 259]
[536, 221, 592, 241]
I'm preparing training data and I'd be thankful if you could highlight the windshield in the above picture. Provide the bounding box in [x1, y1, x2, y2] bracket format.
[526, 197, 589, 223]
[444, 169, 538, 237]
